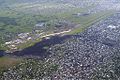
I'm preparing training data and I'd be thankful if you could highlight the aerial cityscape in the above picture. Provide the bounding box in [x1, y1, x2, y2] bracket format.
[0, 0, 120, 80]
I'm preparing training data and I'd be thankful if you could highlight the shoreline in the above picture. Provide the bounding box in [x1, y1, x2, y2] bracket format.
[5, 29, 72, 53]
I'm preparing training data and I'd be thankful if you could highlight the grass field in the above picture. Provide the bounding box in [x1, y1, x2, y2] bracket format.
[0, 1, 116, 51]
[0, 56, 22, 74]
[68, 10, 115, 34]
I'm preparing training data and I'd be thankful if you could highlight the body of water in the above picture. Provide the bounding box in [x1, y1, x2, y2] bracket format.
[7, 35, 73, 58]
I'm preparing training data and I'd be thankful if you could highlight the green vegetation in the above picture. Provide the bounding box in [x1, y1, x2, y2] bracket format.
[0, 0, 116, 51]
[0, 58, 59, 79]
[0, 4, 78, 50]
[0, 56, 21, 74]
[23, 9, 116, 47]
[68, 10, 115, 34]
[17, 38, 42, 50]
[0, 7, 115, 50]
